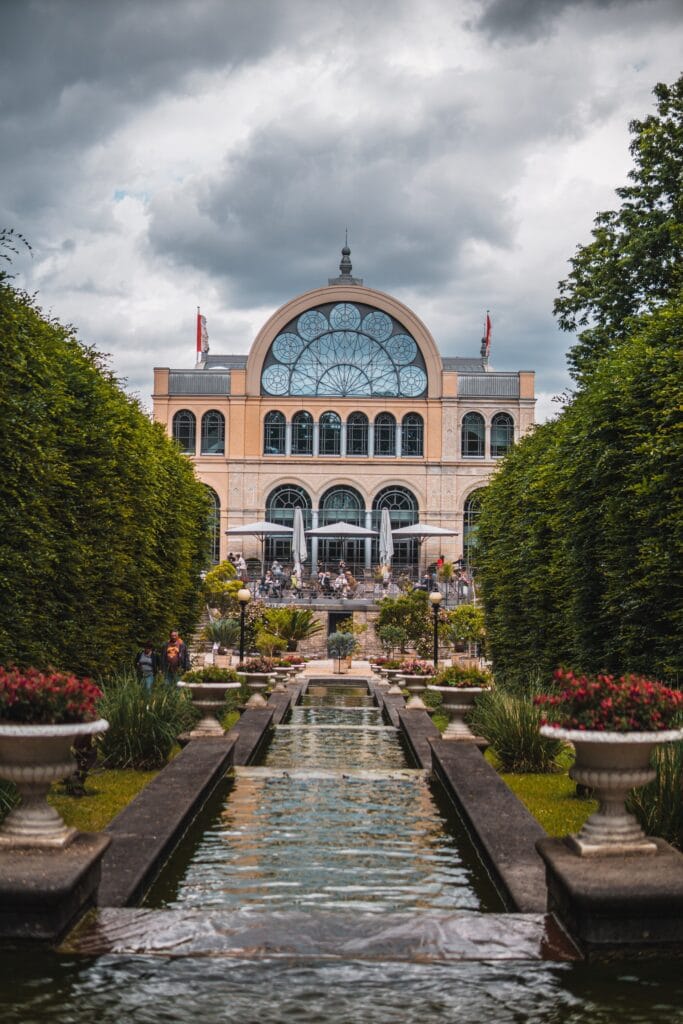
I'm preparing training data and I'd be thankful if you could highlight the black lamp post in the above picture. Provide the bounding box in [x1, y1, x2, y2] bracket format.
[429, 590, 443, 669]
[237, 588, 251, 665]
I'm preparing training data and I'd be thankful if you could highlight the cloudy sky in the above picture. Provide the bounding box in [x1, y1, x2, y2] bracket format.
[1, 0, 680, 420]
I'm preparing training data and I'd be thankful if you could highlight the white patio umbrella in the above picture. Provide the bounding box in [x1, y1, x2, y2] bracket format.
[379, 507, 394, 567]
[225, 520, 293, 580]
[391, 522, 459, 576]
[291, 507, 307, 576]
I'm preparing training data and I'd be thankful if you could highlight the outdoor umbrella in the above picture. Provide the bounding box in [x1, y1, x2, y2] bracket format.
[391, 522, 459, 576]
[379, 507, 394, 567]
[225, 520, 293, 580]
[291, 507, 307, 576]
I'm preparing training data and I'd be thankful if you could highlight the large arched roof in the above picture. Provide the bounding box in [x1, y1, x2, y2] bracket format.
[245, 284, 443, 399]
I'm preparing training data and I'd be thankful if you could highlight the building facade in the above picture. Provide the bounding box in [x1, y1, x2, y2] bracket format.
[152, 249, 535, 576]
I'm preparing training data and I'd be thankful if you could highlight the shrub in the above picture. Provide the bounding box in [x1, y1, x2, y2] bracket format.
[238, 656, 276, 673]
[262, 607, 323, 652]
[398, 659, 434, 676]
[327, 632, 356, 659]
[182, 667, 240, 683]
[432, 665, 492, 688]
[469, 688, 565, 773]
[97, 673, 196, 769]
[0, 666, 102, 724]
[202, 618, 240, 650]
[628, 740, 683, 849]
[535, 669, 683, 732]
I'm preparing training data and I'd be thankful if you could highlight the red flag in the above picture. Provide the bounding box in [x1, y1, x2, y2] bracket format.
[485, 311, 491, 357]
[196, 309, 208, 354]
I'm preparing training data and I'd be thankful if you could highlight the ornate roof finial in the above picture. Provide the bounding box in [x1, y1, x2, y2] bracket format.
[328, 232, 363, 286]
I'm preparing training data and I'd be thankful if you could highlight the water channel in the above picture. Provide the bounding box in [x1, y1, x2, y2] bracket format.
[2, 680, 682, 1022]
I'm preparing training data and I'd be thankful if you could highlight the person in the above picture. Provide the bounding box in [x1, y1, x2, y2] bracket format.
[161, 629, 190, 685]
[235, 553, 247, 580]
[318, 569, 332, 596]
[417, 572, 431, 592]
[436, 554, 445, 571]
[380, 563, 391, 591]
[135, 640, 160, 692]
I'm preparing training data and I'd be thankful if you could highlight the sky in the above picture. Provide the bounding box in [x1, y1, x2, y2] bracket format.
[1, 0, 681, 422]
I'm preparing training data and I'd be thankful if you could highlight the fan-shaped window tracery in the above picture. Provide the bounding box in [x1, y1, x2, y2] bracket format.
[261, 301, 428, 398]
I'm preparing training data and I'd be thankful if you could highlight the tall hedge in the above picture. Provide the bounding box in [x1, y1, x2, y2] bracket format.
[0, 280, 210, 675]
[477, 300, 682, 687]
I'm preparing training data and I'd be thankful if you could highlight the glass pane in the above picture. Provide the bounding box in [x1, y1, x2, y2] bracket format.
[402, 415, 423, 457]
[491, 414, 513, 457]
[462, 414, 484, 457]
[319, 413, 341, 456]
[264, 413, 286, 455]
[374, 415, 396, 456]
[201, 412, 225, 455]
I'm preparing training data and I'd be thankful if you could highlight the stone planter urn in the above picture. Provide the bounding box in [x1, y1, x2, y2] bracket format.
[428, 685, 489, 739]
[236, 672, 275, 694]
[398, 674, 435, 695]
[540, 725, 683, 856]
[0, 719, 109, 848]
[273, 665, 298, 678]
[178, 681, 241, 737]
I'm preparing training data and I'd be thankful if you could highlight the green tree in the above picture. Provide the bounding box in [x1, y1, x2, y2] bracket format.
[555, 75, 683, 380]
[0, 279, 210, 675]
[375, 589, 433, 658]
[261, 606, 323, 651]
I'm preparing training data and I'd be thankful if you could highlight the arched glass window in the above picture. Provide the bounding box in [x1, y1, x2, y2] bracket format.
[319, 486, 366, 572]
[260, 301, 428, 398]
[372, 486, 419, 568]
[204, 486, 220, 564]
[374, 413, 396, 456]
[347, 412, 368, 455]
[201, 410, 225, 455]
[463, 489, 486, 569]
[491, 412, 514, 457]
[172, 410, 196, 455]
[319, 411, 341, 456]
[462, 412, 485, 458]
[265, 485, 312, 563]
[291, 411, 313, 455]
[264, 411, 286, 455]
[401, 413, 424, 457]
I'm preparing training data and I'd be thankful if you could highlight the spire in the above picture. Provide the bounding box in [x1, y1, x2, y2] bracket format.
[328, 234, 363, 286]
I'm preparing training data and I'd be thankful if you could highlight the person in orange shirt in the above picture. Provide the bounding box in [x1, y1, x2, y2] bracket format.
[160, 629, 190, 685]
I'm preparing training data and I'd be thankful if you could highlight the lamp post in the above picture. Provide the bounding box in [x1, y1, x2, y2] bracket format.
[429, 590, 443, 669]
[237, 588, 251, 665]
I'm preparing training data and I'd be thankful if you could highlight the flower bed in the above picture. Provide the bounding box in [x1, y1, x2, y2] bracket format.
[0, 666, 102, 724]
[535, 668, 683, 732]
[182, 667, 240, 684]
[238, 656, 276, 673]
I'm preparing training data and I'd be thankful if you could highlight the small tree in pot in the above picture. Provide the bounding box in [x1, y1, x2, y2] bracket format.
[327, 632, 356, 674]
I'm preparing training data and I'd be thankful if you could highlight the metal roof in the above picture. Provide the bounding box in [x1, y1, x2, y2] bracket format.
[168, 371, 230, 396]
[442, 357, 487, 372]
[458, 373, 520, 398]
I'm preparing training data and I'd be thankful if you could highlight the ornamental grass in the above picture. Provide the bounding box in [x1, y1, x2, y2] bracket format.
[535, 668, 683, 732]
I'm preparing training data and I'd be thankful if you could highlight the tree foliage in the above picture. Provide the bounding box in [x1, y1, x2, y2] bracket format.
[555, 75, 683, 379]
[478, 300, 682, 686]
[0, 280, 210, 675]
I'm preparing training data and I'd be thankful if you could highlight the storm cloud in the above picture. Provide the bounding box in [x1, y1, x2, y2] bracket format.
[1, 0, 680, 418]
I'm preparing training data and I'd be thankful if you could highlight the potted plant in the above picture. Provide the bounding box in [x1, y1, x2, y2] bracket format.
[0, 666, 108, 847]
[236, 656, 277, 693]
[327, 633, 356, 674]
[177, 667, 242, 737]
[536, 669, 683, 855]
[396, 659, 435, 694]
[427, 665, 493, 739]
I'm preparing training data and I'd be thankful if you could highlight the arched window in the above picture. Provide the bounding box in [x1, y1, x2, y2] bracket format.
[372, 486, 419, 568]
[319, 411, 341, 456]
[201, 410, 225, 455]
[491, 412, 514, 457]
[463, 489, 486, 569]
[264, 411, 286, 455]
[265, 485, 312, 563]
[462, 412, 485, 458]
[401, 413, 424, 457]
[374, 412, 396, 456]
[172, 410, 196, 455]
[204, 486, 220, 564]
[347, 412, 368, 455]
[291, 411, 313, 455]
[319, 486, 366, 572]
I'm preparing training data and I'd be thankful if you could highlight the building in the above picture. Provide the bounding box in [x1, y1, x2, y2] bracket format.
[152, 246, 535, 577]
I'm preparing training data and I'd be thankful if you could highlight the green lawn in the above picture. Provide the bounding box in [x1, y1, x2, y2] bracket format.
[48, 767, 159, 832]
